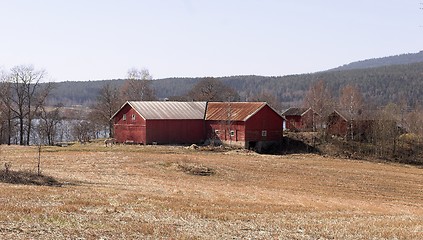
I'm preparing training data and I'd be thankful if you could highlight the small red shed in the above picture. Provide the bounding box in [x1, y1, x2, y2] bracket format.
[205, 102, 283, 150]
[112, 101, 207, 144]
[282, 107, 315, 131]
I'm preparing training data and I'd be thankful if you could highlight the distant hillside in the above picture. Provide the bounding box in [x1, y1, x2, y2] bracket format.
[48, 61, 423, 109]
[329, 51, 423, 71]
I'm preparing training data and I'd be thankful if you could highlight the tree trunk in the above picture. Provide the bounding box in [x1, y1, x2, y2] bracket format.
[109, 120, 113, 138]
[26, 117, 31, 145]
[7, 109, 11, 145]
[19, 117, 24, 145]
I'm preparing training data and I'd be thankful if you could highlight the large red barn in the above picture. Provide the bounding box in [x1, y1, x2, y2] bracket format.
[112, 101, 207, 144]
[205, 102, 283, 150]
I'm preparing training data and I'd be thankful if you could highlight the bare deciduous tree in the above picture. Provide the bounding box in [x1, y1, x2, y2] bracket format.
[187, 77, 240, 102]
[0, 73, 15, 145]
[121, 68, 156, 101]
[4, 65, 53, 145]
[303, 79, 334, 131]
[371, 104, 401, 157]
[72, 120, 95, 143]
[250, 90, 282, 112]
[339, 84, 364, 140]
[91, 83, 121, 138]
[38, 105, 64, 146]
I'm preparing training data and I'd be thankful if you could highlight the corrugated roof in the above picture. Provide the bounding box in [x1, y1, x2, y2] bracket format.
[205, 102, 267, 121]
[281, 107, 310, 116]
[128, 101, 207, 120]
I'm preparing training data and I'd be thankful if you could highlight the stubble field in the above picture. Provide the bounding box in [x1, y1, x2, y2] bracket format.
[0, 143, 422, 239]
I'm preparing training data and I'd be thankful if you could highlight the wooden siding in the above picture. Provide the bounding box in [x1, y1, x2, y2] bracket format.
[284, 110, 315, 131]
[245, 105, 283, 142]
[113, 101, 283, 148]
[205, 104, 283, 147]
[146, 119, 205, 144]
[114, 104, 146, 144]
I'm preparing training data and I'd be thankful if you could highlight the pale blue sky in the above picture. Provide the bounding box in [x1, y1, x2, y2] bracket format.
[1, 0, 422, 81]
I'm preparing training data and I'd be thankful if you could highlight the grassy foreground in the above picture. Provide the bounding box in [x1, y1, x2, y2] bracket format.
[0, 143, 422, 239]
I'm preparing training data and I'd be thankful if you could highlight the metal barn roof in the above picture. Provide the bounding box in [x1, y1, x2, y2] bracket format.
[205, 102, 267, 121]
[127, 101, 207, 120]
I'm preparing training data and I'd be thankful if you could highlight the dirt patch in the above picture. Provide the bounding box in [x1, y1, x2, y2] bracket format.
[0, 170, 62, 187]
[177, 162, 216, 176]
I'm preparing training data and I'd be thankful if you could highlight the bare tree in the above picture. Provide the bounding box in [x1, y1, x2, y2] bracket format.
[250, 90, 282, 112]
[72, 120, 95, 143]
[5, 65, 53, 145]
[371, 104, 401, 157]
[339, 84, 364, 140]
[187, 77, 240, 102]
[404, 106, 423, 143]
[120, 68, 156, 101]
[0, 73, 14, 145]
[38, 105, 64, 145]
[303, 80, 334, 131]
[91, 83, 121, 138]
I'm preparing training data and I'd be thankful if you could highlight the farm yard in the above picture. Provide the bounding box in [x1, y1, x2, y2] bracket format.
[0, 143, 422, 239]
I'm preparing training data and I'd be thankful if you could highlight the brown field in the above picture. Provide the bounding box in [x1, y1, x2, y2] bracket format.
[0, 143, 422, 239]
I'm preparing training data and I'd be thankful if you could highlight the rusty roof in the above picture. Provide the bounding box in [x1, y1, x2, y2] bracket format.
[122, 101, 207, 120]
[205, 102, 268, 121]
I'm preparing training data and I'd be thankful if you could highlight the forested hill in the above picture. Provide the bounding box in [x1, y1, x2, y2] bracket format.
[48, 61, 423, 108]
[329, 51, 423, 71]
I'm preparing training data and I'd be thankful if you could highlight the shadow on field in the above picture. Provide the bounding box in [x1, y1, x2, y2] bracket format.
[279, 136, 320, 154]
[0, 169, 62, 187]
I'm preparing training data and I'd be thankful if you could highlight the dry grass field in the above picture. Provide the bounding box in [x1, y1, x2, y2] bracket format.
[0, 143, 422, 239]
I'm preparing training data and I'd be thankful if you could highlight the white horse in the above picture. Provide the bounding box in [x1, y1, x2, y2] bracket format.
[104, 138, 116, 147]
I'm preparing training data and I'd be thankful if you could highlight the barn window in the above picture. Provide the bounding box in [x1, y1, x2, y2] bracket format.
[230, 130, 235, 137]
[132, 114, 136, 121]
[214, 130, 220, 135]
[262, 130, 267, 137]
[123, 114, 127, 121]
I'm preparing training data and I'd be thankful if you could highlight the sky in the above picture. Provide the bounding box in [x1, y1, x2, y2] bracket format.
[0, 0, 422, 82]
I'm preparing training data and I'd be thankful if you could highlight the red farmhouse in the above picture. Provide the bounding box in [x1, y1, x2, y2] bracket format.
[282, 107, 315, 131]
[112, 101, 207, 144]
[205, 102, 283, 150]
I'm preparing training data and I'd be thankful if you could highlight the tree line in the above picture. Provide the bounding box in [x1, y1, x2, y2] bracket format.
[46, 61, 423, 109]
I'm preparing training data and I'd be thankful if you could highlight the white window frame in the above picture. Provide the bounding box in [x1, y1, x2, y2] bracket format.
[262, 130, 267, 137]
[214, 130, 220, 135]
[132, 114, 136, 121]
[123, 114, 127, 121]
[230, 130, 235, 137]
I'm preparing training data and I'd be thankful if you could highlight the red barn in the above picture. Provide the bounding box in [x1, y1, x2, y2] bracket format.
[326, 109, 398, 141]
[205, 102, 283, 150]
[326, 110, 350, 137]
[112, 101, 207, 144]
[282, 107, 315, 131]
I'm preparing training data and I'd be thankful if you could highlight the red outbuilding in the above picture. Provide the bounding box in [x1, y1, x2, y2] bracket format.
[205, 102, 283, 150]
[326, 109, 399, 141]
[112, 101, 207, 144]
[282, 107, 315, 131]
